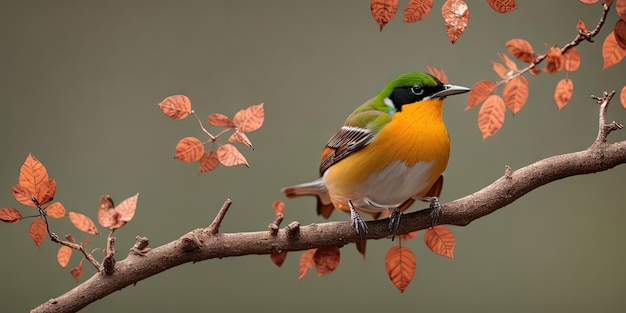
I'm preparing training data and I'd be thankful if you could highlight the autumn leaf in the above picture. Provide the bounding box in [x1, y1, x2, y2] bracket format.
[544, 47, 565, 73]
[11, 185, 32, 208]
[29, 218, 47, 249]
[427, 65, 448, 84]
[298, 249, 317, 280]
[621, 86, 626, 109]
[441, 0, 470, 44]
[466, 80, 496, 110]
[198, 151, 220, 175]
[491, 61, 510, 79]
[0, 207, 22, 224]
[57, 246, 72, 268]
[371, 0, 399, 31]
[45, 202, 66, 219]
[617, 0, 626, 21]
[356, 240, 367, 260]
[233, 103, 264, 133]
[478, 95, 506, 140]
[554, 78, 574, 110]
[174, 137, 205, 162]
[272, 200, 285, 217]
[563, 47, 582, 72]
[403, 0, 434, 23]
[15, 154, 54, 208]
[81, 237, 91, 246]
[217, 144, 249, 167]
[602, 31, 626, 69]
[70, 259, 84, 282]
[97, 195, 117, 228]
[577, 19, 590, 34]
[614, 19, 626, 49]
[505, 39, 535, 63]
[424, 225, 455, 258]
[313, 246, 340, 277]
[228, 130, 253, 149]
[499, 52, 518, 71]
[395, 231, 419, 242]
[115, 193, 139, 226]
[270, 251, 288, 268]
[69, 212, 99, 235]
[40, 179, 56, 207]
[578, 0, 599, 4]
[385, 245, 416, 293]
[207, 113, 234, 127]
[502, 76, 529, 114]
[158, 95, 192, 120]
[487, 0, 517, 13]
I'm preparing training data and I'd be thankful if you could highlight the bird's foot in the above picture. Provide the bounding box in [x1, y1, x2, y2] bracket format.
[349, 201, 368, 240]
[388, 208, 402, 241]
[425, 197, 441, 226]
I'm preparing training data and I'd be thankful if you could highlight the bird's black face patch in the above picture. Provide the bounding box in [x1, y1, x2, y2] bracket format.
[388, 81, 444, 112]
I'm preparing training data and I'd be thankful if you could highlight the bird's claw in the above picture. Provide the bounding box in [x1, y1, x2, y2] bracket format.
[427, 197, 442, 226]
[388, 208, 402, 241]
[349, 201, 368, 240]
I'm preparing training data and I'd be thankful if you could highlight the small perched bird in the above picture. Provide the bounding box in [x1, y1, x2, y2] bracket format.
[282, 72, 469, 239]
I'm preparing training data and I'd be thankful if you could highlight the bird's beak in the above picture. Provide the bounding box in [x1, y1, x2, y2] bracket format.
[428, 84, 471, 99]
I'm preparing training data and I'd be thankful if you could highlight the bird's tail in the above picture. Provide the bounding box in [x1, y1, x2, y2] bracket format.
[281, 178, 335, 219]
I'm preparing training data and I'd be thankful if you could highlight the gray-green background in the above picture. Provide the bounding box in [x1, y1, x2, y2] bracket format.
[1, 1, 625, 312]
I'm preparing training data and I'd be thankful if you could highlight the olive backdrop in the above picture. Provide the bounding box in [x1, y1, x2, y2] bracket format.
[1, 1, 625, 312]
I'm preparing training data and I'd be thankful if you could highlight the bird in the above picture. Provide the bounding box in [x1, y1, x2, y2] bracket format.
[281, 72, 470, 240]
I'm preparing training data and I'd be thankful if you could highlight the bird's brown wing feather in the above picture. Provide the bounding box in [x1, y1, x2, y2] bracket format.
[319, 127, 373, 176]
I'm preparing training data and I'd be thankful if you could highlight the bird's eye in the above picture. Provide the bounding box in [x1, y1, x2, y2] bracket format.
[410, 85, 424, 95]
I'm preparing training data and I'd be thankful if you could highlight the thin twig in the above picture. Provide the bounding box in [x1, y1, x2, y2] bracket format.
[191, 111, 216, 140]
[206, 199, 232, 235]
[592, 90, 622, 144]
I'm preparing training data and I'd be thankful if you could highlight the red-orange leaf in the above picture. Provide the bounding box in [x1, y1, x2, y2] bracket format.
[502, 76, 529, 114]
[614, 19, 626, 49]
[69, 212, 99, 235]
[385, 245, 416, 293]
[174, 137, 205, 162]
[403, 0, 434, 23]
[371, 0, 399, 31]
[207, 113, 234, 127]
[70, 259, 84, 282]
[424, 225, 455, 258]
[272, 200, 285, 216]
[298, 249, 317, 280]
[441, 0, 470, 44]
[97, 195, 118, 228]
[487, 0, 517, 13]
[491, 61, 510, 79]
[396, 231, 419, 242]
[18, 154, 53, 207]
[554, 78, 574, 110]
[577, 19, 590, 34]
[427, 65, 448, 84]
[198, 151, 220, 175]
[40, 179, 56, 207]
[602, 31, 626, 69]
[499, 53, 518, 71]
[313, 246, 340, 277]
[578, 0, 599, 4]
[57, 246, 72, 268]
[270, 251, 288, 268]
[544, 47, 565, 73]
[617, 0, 626, 21]
[45, 202, 66, 219]
[505, 39, 534, 63]
[29, 218, 47, 249]
[115, 193, 138, 226]
[478, 95, 506, 140]
[228, 130, 253, 149]
[621, 85, 626, 109]
[0, 207, 22, 224]
[11, 185, 32, 208]
[217, 144, 249, 167]
[81, 237, 91, 246]
[233, 103, 264, 133]
[158, 95, 192, 120]
[466, 80, 496, 110]
[563, 47, 582, 72]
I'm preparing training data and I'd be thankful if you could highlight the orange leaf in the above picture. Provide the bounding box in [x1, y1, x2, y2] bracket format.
[563, 47, 582, 72]
[466, 80, 496, 110]
[115, 193, 139, 226]
[158, 95, 192, 120]
[97, 195, 118, 228]
[174, 137, 205, 162]
[18, 154, 53, 207]
[424, 225, 455, 258]
[11, 184, 33, 207]
[385, 245, 416, 293]
[272, 200, 285, 216]
[57, 246, 72, 268]
[198, 151, 220, 175]
[487, 0, 517, 13]
[403, 0, 434, 23]
[544, 47, 564, 73]
[498, 53, 518, 71]
[217, 144, 249, 167]
[502, 76, 529, 114]
[233, 103, 264, 133]
[45, 202, 66, 219]
[614, 19, 626, 49]
[81, 237, 91, 246]
[602, 31, 626, 69]
[65, 234, 76, 243]
[207, 113, 234, 127]
[29, 218, 47, 249]
[577, 19, 589, 34]
[298, 249, 317, 280]
[40, 179, 56, 207]
[505, 39, 534, 63]
[396, 231, 419, 242]
[426, 65, 448, 84]
[617, 0, 626, 21]
[441, 0, 470, 44]
[554, 78, 574, 110]
[370, 0, 399, 31]
[491, 61, 510, 79]
[69, 212, 99, 235]
[313, 246, 340, 277]
[578, 0, 599, 4]
[270, 251, 288, 268]
[70, 259, 84, 282]
[478, 95, 506, 140]
[621, 85, 626, 109]
[228, 130, 253, 149]
[0, 207, 22, 224]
